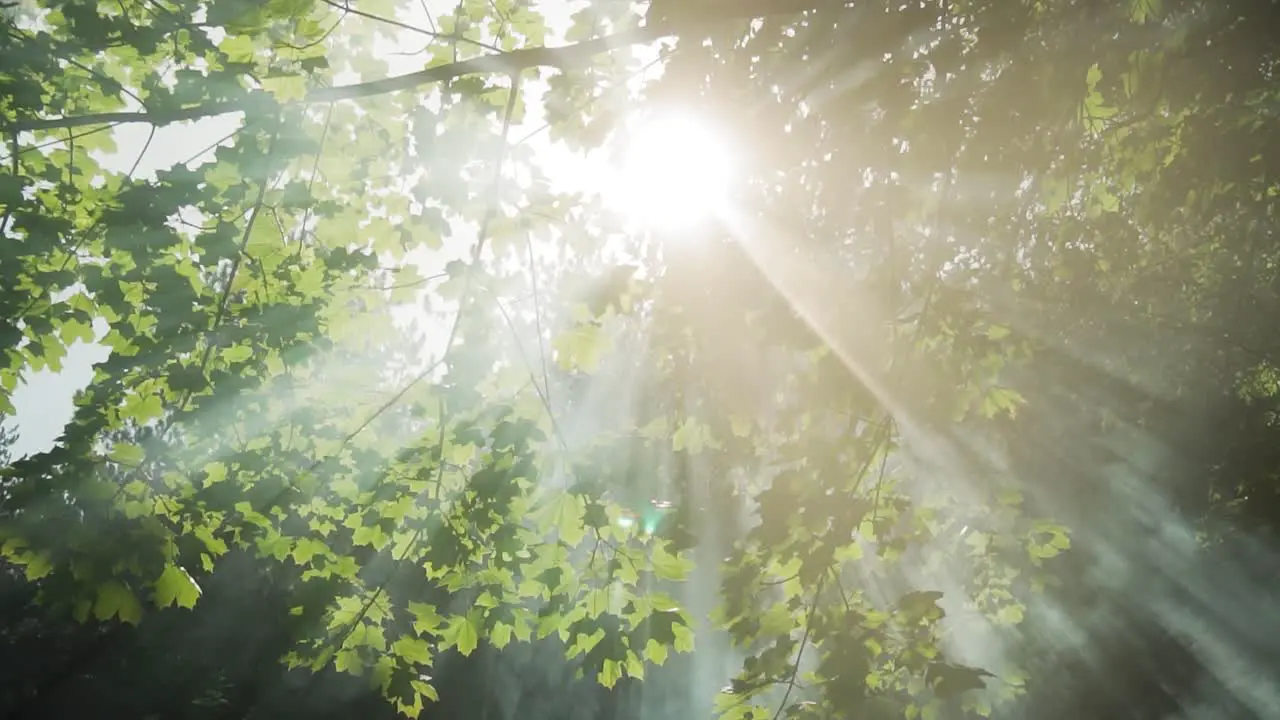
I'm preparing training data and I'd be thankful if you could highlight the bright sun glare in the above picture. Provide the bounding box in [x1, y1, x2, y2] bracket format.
[610, 112, 736, 232]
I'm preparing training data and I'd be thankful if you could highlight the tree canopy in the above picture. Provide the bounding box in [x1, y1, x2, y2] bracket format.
[2, 0, 1279, 718]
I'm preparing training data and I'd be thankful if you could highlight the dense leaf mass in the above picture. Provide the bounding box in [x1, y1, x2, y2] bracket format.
[2, 0, 1278, 718]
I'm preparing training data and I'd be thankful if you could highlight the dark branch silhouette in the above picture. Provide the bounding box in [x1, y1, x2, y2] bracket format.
[6, 0, 842, 133]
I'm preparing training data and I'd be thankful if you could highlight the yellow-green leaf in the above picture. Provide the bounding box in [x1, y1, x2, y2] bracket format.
[643, 638, 669, 665]
[409, 601, 445, 636]
[445, 612, 480, 657]
[109, 443, 145, 465]
[650, 542, 693, 582]
[392, 636, 433, 665]
[154, 564, 202, 609]
[490, 621, 513, 649]
[94, 581, 143, 625]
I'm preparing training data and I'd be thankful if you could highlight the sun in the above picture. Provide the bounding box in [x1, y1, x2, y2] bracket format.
[609, 111, 737, 232]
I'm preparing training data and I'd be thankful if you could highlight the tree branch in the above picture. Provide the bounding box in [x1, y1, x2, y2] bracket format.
[7, 27, 660, 133]
[6, 0, 845, 133]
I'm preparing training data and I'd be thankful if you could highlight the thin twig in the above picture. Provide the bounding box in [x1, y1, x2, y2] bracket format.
[127, 125, 157, 178]
[524, 231, 552, 409]
[321, 396, 448, 666]
[868, 420, 892, 524]
[177, 126, 244, 167]
[313, 72, 523, 464]
[322, 0, 501, 52]
[315, 70, 525, 674]
[771, 576, 825, 720]
[296, 104, 334, 244]
[176, 127, 278, 414]
[15, 123, 120, 156]
[491, 292, 568, 452]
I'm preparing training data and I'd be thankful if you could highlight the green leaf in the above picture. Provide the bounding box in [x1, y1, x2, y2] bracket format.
[1129, 0, 1162, 23]
[445, 612, 480, 656]
[153, 564, 202, 609]
[598, 658, 623, 689]
[93, 581, 144, 625]
[650, 541, 693, 581]
[981, 386, 1024, 419]
[409, 601, 444, 636]
[203, 461, 228, 485]
[545, 491, 586, 547]
[673, 622, 695, 653]
[490, 621, 514, 649]
[986, 325, 1011, 340]
[392, 636, 433, 665]
[643, 638, 669, 665]
[120, 394, 165, 423]
[109, 443, 145, 465]
[292, 537, 326, 565]
[995, 604, 1025, 625]
[552, 323, 611, 373]
[222, 344, 254, 364]
[411, 678, 440, 703]
[334, 647, 364, 675]
[22, 552, 54, 581]
[59, 319, 96, 344]
[928, 662, 995, 698]
[220, 33, 258, 63]
[896, 590, 945, 619]
[299, 56, 330, 72]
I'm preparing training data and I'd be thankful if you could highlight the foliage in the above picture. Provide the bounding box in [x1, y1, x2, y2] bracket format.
[1, 0, 1278, 718]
